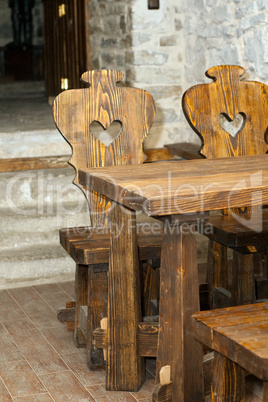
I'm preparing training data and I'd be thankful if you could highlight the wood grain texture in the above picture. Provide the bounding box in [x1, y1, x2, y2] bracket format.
[79, 154, 268, 216]
[206, 240, 229, 309]
[53, 69, 155, 227]
[203, 210, 268, 248]
[86, 264, 108, 369]
[92, 322, 159, 357]
[0, 155, 70, 172]
[231, 252, 255, 305]
[170, 65, 268, 309]
[192, 302, 268, 380]
[73, 264, 88, 347]
[211, 352, 245, 402]
[54, 69, 156, 375]
[107, 202, 145, 391]
[182, 65, 268, 159]
[155, 219, 204, 401]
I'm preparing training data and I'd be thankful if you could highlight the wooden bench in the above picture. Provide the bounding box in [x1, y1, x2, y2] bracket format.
[192, 302, 268, 401]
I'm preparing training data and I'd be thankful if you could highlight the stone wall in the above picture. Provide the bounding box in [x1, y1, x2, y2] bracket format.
[89, 0, 268, 148]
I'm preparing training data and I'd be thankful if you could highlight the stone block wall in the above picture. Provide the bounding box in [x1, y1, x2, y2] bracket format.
[89, 0, 268, 148]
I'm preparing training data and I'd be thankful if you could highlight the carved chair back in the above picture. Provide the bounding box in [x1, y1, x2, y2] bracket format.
[53, 69, 155, 227]
[182, 65, 268, 214]
[182, 65, 268, 159]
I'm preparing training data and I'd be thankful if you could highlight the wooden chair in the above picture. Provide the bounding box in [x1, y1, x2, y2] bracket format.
[53, 69, 164, 387]
[192, 302, 268, 401]
[168, 65, 268, 308]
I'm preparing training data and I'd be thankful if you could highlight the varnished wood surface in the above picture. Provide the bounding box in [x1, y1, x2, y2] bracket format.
[54, 69, 157, 379]
[60, 225, 163, 264]
[182, 65, 268, 159]
[204, 210, 268, 248]
[168, 65, 268, 308]
[79, 154, 268, 216]
[107, 202, 145, 391]
[0, 148, 171, 173]
[53, 69, 155, 227]
[155, 221, 204, 400]
[192, 302, 268, 381]
[0, 155, 70, 172]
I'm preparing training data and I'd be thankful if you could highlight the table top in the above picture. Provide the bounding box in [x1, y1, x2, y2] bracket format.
[78, 154, 268, 216]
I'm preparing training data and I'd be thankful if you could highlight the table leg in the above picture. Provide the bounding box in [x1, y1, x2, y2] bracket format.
[154, 218, 204, 401]
[106, 201, 145, 391]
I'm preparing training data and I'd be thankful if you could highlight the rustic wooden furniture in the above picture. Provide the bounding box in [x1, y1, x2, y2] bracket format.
[167, 65, 268, 308]
[79, 153, 268, 398]
[53, 69, 167, 372]
[192, 302, 268, 401]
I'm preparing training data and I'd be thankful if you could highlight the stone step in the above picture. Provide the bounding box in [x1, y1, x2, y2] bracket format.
[0, 81, 46, 99]
[0, 168, 87, 211]
[0, 128, 70, 159]
[0, 212, 89, 251]
[0, 244, 75, 289]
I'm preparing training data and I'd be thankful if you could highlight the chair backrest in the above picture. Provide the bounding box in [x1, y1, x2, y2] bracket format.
[53, 69, 155, 226]
[182, 65, 268, 159]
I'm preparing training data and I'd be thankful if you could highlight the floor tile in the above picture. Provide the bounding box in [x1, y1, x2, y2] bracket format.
[0, 290, 27, 323]
[13, 393, 53, 401]
[86, 383, 136, 401]
[40, 325, 78, 355]
[0, 376, 13, 401]
[6, 327, 68, 376]
[60, 349, 105, 387]
[33, 283, 63, 296]
[0, 331, 23, 363]
[0, 360, 46, 398]
[58, 281, 75, 299]
[34, 284, 73, 312]
[4, 317, 37, 337]
[130, 376, 154, 401]
[0, 281, 263, 401]
[39, 370, 95, 401]
[8, 287, 62, 328]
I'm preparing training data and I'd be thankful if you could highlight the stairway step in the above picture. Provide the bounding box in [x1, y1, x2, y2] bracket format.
[0, 244, 75, 289]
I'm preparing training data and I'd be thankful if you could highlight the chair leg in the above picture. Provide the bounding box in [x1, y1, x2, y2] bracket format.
[74, 264, 88, 347]
[207, 240, 229, 309]
[231, 252, 255, 305]
[86, 263, 108, 370]
[263, 381, 268, 402]
[211, 352, 245, 401]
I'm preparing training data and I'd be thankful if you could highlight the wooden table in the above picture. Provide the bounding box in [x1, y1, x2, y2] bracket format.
[79, 154, 268, 400]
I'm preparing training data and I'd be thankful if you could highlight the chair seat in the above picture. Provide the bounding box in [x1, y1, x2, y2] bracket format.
[192, 302, 268, 381]
[200, 210, 268, 253]
[60, 219, 163, 264]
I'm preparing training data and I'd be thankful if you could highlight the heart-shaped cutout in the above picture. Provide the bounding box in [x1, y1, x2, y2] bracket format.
[90, 120, 122, 147]
[218, 112, 246, 137]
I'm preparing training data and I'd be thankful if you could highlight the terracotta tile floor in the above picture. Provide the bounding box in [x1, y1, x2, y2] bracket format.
[0, 280, 263, 401]
[0, 281, 155, 401]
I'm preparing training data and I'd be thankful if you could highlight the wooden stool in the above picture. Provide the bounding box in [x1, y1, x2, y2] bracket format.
[192, 302, 268, 401]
